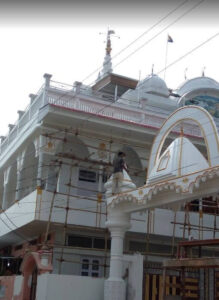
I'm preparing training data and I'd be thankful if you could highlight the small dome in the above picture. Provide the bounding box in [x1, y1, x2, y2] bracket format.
[177, 77, 219, 96]
[137, 74, 169, 97]
[147, 136, 209, 184]
[104, 170, 136, 198]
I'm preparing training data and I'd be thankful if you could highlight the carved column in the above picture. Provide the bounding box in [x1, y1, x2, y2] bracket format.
[104, 210, 130, 300]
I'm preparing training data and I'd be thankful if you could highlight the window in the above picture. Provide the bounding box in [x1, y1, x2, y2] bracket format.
[129, 241, 171, 254]
[79, 170, 97, 182]
[129, 241, 146, 252]
[157, 150, 170, 171]
[93, 238, 105, 249]
[81, 259, 89, 276]
[68, 235, 92, 248]
[81, 258, 101, 277]
[67, 234, 111, 250]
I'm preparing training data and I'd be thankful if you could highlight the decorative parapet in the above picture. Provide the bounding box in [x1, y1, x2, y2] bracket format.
[0, 80, 209, 161]
[47, 88, 203, 138]
[107, 165, 219, 211]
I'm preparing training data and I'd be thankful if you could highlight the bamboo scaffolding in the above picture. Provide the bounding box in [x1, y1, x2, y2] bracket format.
[171, 221, 219, 232]
[58, 158, 74, 274]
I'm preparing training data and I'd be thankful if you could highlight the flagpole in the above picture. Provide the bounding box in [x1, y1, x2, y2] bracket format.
[164, 36, 169, 81]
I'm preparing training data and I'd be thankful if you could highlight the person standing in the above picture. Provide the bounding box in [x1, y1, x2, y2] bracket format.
[112, 152, 128, 195]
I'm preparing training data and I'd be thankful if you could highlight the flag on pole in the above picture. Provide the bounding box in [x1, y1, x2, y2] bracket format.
[167, 35, 173, 43]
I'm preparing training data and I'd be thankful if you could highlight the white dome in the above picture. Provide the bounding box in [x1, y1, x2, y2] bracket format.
[104, 170, 136, 198]
[137, 74, 169, 97]
[177, 77, 219, 96]
[147, 136, 209, 184]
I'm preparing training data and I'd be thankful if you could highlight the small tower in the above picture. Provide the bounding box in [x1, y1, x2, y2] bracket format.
[98, 29, 115, 80]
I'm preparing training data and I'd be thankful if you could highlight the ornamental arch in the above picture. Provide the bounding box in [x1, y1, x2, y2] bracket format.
[147, 105, 219, 178]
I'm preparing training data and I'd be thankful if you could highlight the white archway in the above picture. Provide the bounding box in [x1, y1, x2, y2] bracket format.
[147, 105, 219, 179]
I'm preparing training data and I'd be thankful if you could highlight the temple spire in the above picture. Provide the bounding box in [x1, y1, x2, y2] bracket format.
[98, 29, 115, 80]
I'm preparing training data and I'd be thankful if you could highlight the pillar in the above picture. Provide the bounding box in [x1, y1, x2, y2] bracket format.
[43, 73, 52, 88]
[2, 167, 10, 210]
[15, 152, 25, 201]
[74, 81, 82, 94]
[43, 73, 52, 106]
[34, 136, 45, 188]
[15, 170, 22, 201]
[114, 84, 118, 101]
[37, 153, 44, 188]
[104, 210, 130, 300]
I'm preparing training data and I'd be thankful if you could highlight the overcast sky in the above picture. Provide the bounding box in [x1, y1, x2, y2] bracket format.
[0, 0, 219, 135]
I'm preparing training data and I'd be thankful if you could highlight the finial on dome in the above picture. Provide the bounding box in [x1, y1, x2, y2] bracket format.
[202, 66, 206, 77]
[97, 28, 117, 81]
[105, 29, 115, 55]
[151, 64, 154, 75]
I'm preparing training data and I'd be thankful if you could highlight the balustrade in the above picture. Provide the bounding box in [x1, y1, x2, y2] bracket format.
[0, 81, 206, 158]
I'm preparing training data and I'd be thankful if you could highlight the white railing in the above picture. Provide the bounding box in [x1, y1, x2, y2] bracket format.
[50, 80, 75, 92]
[47, 89, 203, 138]
[0, 80, 207, 158]
[0, 86, 44, 155]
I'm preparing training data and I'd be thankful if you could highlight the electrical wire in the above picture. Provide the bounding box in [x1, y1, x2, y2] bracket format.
[81, 0, 190, 83]
[88, 0, 205, 86]
[157, 31, 219, 76]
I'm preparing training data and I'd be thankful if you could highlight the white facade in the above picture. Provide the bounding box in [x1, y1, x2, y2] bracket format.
[0, 64, 219, 299]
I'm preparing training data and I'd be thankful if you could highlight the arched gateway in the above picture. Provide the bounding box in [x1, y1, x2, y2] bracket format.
[104, 106, 219, 300]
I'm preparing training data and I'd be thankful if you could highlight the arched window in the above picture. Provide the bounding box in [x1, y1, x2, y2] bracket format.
[6, 162, 17, 207]
[20, 143, 38, 199]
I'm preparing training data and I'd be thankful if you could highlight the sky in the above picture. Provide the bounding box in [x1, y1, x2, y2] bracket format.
[0, 0, 219, 135]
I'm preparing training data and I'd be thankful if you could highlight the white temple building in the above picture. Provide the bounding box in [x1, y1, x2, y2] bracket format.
[0, 30, 219, 299]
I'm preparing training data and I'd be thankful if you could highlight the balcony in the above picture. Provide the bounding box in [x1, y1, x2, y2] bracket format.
[0, 76, 209, 163]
